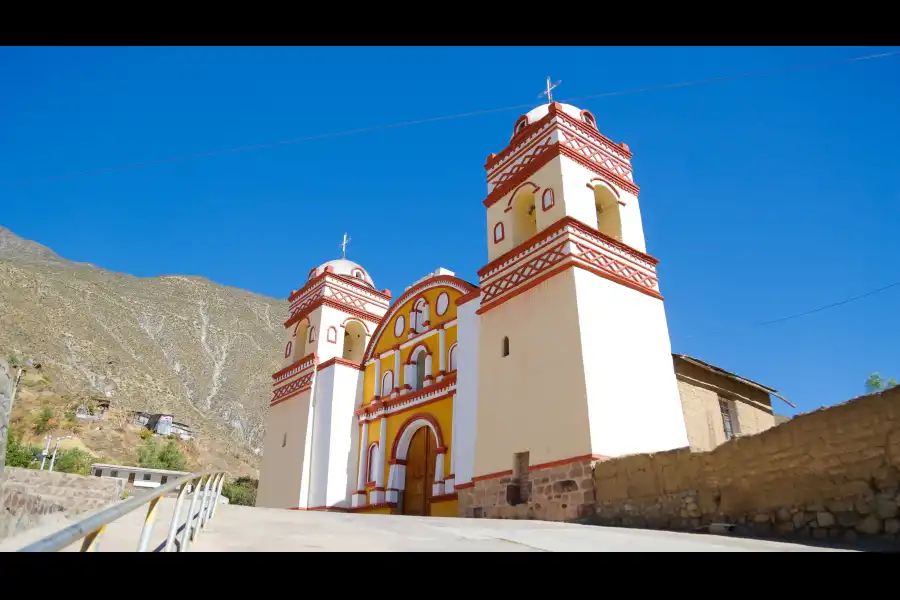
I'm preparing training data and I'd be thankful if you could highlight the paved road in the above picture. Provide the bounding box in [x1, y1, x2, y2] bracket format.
[1, 498, 854, 552]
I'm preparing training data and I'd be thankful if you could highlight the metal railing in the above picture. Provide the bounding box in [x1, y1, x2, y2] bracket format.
[17, 470, 227, 552]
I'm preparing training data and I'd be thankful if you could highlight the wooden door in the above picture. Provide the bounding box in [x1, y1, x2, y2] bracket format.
[402, 427, 437, 516]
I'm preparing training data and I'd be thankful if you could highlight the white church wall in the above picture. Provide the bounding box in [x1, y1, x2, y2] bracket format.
[473, 269, 593, 477]
[557, 158, 647, 254]
[574, 268, 690, 456]
[307, 370, 333, 509]
[324, 364, 364, 509]
[256, 391, 313, 509]
[452, 297, 481, 486]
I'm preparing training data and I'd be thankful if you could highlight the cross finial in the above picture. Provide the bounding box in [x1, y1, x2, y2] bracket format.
[539, 76, 562, 103]
[339, 233, 351, 258]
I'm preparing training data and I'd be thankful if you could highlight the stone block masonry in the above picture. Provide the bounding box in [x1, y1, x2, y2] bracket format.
[591, 386, 900, 546]
[458, 456, 599, 521]
[0, 466, 126, 542]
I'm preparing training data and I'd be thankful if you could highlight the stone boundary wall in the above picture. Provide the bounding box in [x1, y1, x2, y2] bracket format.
[0, 467, 126, 542]
[458, 456, 597, 521]
[591, 387, 900, 546]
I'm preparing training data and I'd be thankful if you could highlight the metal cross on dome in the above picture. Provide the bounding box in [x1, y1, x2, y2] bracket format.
[539, 76, 562, 103]
[340, 233, 351, 258]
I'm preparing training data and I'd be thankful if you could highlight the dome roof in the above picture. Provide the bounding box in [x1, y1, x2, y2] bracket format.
[312, 258, 375, 288]
[511, 102, 597, 140]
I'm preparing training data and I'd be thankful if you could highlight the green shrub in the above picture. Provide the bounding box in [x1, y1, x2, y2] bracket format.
[5, 434, 42, 468]
[222, 476, 258, 506]
[139, 429, 154, 440]
[33, 407, 55, 434]
[51, 447, 93, 475]
[137, 439, 187, 471]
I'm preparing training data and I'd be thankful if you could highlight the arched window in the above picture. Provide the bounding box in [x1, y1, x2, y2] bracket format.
[366, 443, 378, 483]
[448, 344, 458, 372]
[352, 268, 366, 280]
[511, 187, 537, 245]
[415, 351, 428, 390]
[293, 319, 310, 358]
[593, 182, 623, 242]
[493, 222, 505, 243]
[410, 298, 429, 334]
[502, 336, 510, 357]
[327, 326, 338, 344]
[342, 320, 367, 363]
[381, 370, 394, 397]
[514, 116, 528, 135]
[284, 341, 293, 359]
[582, 110, 596, 128]
[308, 326, 317, 344]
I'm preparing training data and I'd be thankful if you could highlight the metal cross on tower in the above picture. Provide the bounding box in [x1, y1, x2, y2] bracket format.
[339, 233, 351, 258]
[539, 76, 562, 103]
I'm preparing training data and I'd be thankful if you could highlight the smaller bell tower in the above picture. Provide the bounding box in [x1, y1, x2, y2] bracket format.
[459, 97, 690, 521]
[257, 257, 391, 510]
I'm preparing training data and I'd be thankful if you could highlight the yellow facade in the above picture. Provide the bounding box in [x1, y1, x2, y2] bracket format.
[352, 279, 469, 516]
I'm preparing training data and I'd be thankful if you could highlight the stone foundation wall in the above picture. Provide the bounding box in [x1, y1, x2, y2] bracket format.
[458, 457, 597, 521]
[591, 387, 900, 546]
[0, 467, 126, 542]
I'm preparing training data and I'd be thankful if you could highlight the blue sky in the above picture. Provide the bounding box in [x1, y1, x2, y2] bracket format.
[1, 46, 898, 416]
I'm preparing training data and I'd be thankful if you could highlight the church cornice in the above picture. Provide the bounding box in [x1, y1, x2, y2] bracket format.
[361, 276, 477, 364]
[475, 216, 662, 315]
[482, 103, 639, 209]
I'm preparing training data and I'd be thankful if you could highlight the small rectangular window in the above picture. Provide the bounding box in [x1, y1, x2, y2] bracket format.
[160, 476, 168, 485]
[111, 470, 118, 478]
[719, 398, 739, 441]
[502, 336, 510, 357]
[143, 473, 152, 481]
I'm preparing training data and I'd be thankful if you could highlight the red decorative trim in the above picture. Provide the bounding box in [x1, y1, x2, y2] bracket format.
[272, 353, 317, 382]
[390, 412, 446, 461]
[493, 222, 505, 244]
[317, 357, 364, 371]
[362, 276, 477, 363]
[435, 446, 448, 454]
[271, 371, 315, 406]
[483, 104, 638, 208]
[455, 289, 480, 307]
[505, 181, 540, 209]
[478, 216, 658, 279]
[285, 297, 381, 330]
[588, 177, 622, 200]
[341, 317, 371, 334]
[486, 109, 554, 170]
[357, 380, 456, 420]
[541, 188, 555, 212]
[580, 109, 597, 129]
[454, 481, 474, 490]
[471, 453, 610, 484]
[289, 271, 391, 303]
[389, 459, 407, 466]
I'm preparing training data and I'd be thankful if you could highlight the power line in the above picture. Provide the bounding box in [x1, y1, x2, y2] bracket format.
[9, 49, 900, 187]
[682, 278, 900, 339]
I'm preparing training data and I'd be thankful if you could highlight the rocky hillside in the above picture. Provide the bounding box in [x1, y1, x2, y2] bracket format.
[0, 227, 287, 466]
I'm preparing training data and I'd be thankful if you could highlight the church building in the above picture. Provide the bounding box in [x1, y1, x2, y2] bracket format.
[256, 91, 782, 520]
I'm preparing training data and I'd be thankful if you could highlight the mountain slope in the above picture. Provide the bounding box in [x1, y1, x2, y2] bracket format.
[0, 227, 287, 466]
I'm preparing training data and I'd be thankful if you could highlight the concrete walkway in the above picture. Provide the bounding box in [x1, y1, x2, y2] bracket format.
[1, 499, 856, 552]
[186, 504, 851, 552]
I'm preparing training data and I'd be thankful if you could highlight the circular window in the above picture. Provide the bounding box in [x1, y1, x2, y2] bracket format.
[394, 315, 406, 337]
[436, 292, 450, 316]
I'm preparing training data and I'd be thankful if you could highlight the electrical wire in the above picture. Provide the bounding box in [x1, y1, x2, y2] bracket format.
[8, 48, 900, 187]
[682, 278, 900, 339]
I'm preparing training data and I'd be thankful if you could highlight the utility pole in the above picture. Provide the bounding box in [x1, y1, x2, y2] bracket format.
[48, 436, 72, 472]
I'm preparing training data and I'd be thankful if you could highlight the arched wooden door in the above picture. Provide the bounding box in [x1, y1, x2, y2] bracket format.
[402, 427, 437, 516]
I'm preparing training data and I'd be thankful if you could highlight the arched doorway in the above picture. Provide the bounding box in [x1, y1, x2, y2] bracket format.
[402, 426, 437, 516]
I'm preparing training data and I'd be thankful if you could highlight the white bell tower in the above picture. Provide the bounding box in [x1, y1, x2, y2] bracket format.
[257, 254, 391, 510]
[458, 97, 690, 520]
